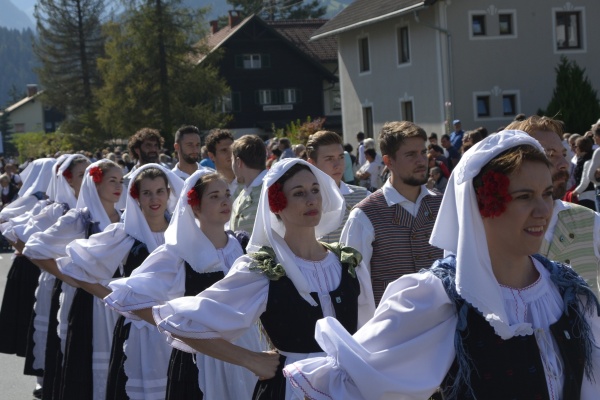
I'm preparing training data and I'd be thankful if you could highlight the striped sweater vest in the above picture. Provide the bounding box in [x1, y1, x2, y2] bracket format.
[539, 203, 599, 297]
[357, 190, 443, 304]
[321, 184, 369, 244]
[230, 184, 262, 235]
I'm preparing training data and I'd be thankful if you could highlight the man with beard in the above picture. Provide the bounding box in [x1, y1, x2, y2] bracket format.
[507, 116, 600, 296]
[341, 121, 444, 305]
[172, 125, 210, 179]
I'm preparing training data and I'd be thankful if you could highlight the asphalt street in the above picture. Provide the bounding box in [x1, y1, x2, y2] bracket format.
[0, 250, 39, 400]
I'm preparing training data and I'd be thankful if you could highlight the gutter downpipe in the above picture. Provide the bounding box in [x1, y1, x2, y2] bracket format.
[413, 9, 454, 134]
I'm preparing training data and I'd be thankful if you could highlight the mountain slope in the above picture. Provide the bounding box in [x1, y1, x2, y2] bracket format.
[0, 0, 35, 30]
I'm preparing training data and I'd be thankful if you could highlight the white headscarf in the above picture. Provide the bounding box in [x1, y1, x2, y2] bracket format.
[247, 158, 345, 306]
[18, 157, 57, 198]
[76, 160, 119, 231]
[429, 130, 545, 339]
[55, 154, 90, 208]
[47, 154, 71, 202]
[122, 163, 183, 253]
[164, 169, 224, 271]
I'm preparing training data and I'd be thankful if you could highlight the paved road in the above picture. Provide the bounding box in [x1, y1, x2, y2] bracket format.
[0, 251, 39, 400]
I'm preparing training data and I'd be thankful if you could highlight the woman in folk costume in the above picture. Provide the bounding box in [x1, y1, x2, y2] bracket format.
[0, 157, 60, 355]
[152, 158, 376, 400]
[0, 157, 57, 222]
[7, 155, 89, 390]
[106, 169, 267, 400]
[56, 164, 182, 400]
[24, 159, 123, 400]
[282, 130, 600, 400]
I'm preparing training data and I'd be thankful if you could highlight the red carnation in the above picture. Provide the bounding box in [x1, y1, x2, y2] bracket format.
[476, 170, 512, 218]
[129, 184, 139, 199]
[89, 166, 103, 183]
[62, 168, 72, 180]
[187, 187, 201, 208]
[268, 182, 287, 213]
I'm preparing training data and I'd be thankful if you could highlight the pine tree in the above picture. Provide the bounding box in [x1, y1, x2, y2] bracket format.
[541, 56, 600, 133]
[95, 0, 230, 141]
[227, 0, 326, 20]
[33, 0, 105, 133]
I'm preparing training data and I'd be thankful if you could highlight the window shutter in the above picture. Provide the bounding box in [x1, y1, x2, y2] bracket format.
[262, 54, 271, 68]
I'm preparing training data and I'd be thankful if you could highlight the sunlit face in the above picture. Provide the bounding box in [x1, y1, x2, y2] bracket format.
[276, 169, 322, 229]
[137, 139, 160, 164]
[529, 130, 570, 199]
[96, 166, 124, 205]
[384, 137, 428, 187]
[309, 144, 345, 187]
[196, 179, 232, 226]
[137, 177, 169, 220]
[67, 161, 90, 199]
[209, 139, 233, 175]
[483, 161, 554, 259]
[176, 133, 201, 164]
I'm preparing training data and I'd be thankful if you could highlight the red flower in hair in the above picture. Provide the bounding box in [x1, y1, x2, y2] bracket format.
[62, 168, 72, 180]
[129, 184, 139, 199]
[268, 183, 287, 213]
[476, 170, 512, 218]
[187, 187, 201, 208]
[89, 166, 103, 183]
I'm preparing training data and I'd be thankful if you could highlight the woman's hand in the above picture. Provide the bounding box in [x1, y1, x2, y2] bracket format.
[247, 350, 280, 380]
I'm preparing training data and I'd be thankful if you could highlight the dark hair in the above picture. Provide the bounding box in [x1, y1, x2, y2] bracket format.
[364, 148, 377, 159]
[379, 121, 427, 158]
[205, 129, 234, 155]
[128, 128, 165, 159]
[429, 132, 438, 140]
[428, 144, 444, 154]
[441, 134, 451, 141]
[174, 125, 200, 144]
[190, 172, 228, 210]
[576, 136, 594, 153]
[473, 145, 551, 191]
[133, 167, 169, 194]
[231, 135, 266, 170]
[94, 159, 121, 182]
[356, 132, 365, 141]
[306, 130, 342, 160]
[274, 163, 312, 188]
[279, 138, 291, 149]
[343, 143, 353, 153]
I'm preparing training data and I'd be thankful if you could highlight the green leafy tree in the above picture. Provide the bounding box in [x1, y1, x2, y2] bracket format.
[227, 0, 326, 20]
[96, 0, 230, 143]
[33, 0, 106, 133]
[541, 56, 600, 133]
[11, 131, 92, 162]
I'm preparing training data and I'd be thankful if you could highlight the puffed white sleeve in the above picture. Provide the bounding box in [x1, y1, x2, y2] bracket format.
[283, 271, 457, 400]
[23, 209, 87, 260]
[14, 203, 66, 243]
[0, 195, 39, 222]
[105, 245, 187, 315]
[340, 209, 374, 274]
[152, 255, 270, 351]
[57, 223, 134, 285]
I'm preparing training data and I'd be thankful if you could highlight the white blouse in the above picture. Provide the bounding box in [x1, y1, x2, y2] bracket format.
[152, 250, 374, 400]
[106, 233, 243, 315]
[282, 257, 600, 400]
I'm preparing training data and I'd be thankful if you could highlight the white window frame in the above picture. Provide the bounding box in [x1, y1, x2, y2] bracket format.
[552, 7, 586, 54]
[243, 54, 262, 69]
[357, 34, 371, 75]
[258, 89, 272, 105]
[473, 91, 491, 120]
[396, 24, 411, 67]
[218, 93, 233, 113]
[469, 9, 517, 40]
[501, 91, 520, 117]
[283, 88, 297, 104]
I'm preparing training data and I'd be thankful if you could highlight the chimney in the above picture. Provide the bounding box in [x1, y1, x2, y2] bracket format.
[209, 20, 219, 34]
[228, 10, 241, 28]
[27, 84, 38, 97]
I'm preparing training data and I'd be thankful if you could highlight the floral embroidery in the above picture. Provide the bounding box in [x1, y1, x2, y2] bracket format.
[62, 168, 72, 180]
[476, 170, 512, 218]
[249, 246, 286, 280]
[187, 187, 201, 208]
[89, 166, 103, 183]
[129, 184, 139, 199]
[268, 182, 287, 213]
